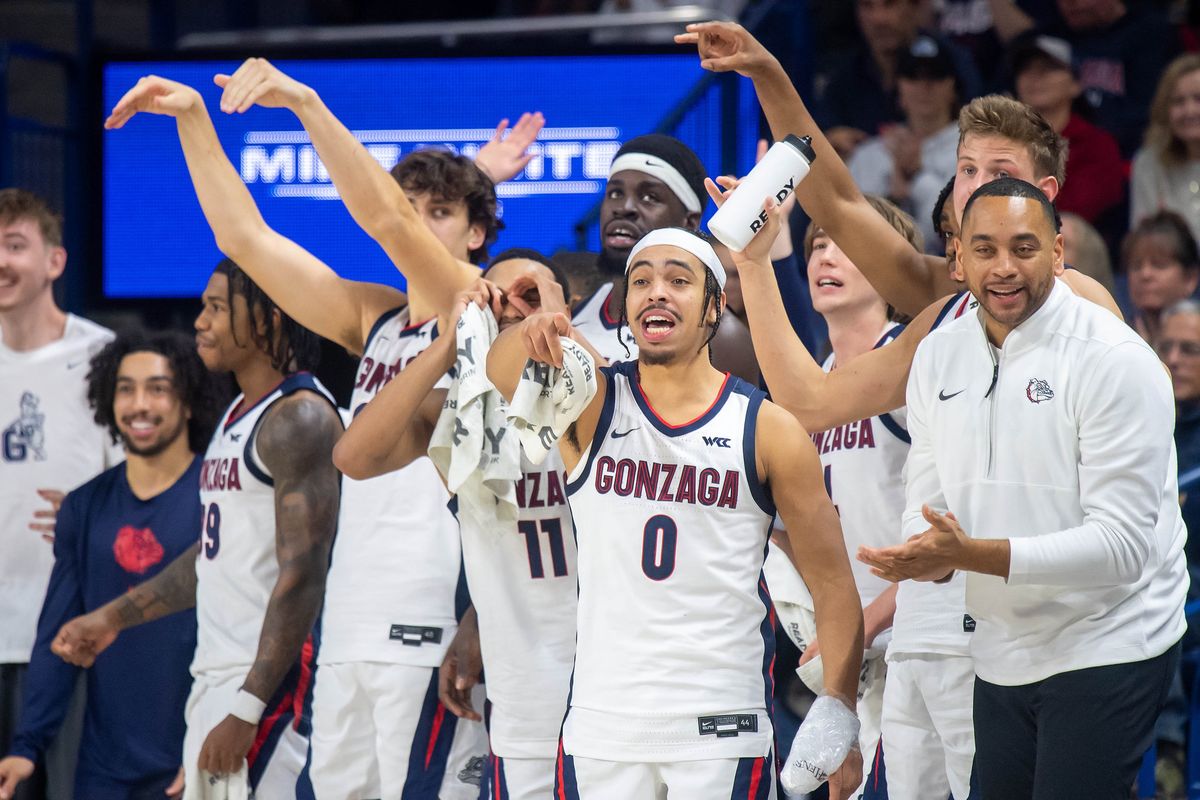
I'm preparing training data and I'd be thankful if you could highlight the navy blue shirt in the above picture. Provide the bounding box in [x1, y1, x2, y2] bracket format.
[1176, 402, 1200, 592]
[11, 457, 200, 789]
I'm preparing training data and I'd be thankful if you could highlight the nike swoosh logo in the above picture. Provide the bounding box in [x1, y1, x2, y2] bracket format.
[938, 389, 965, 401]
[610, 428, 639, 439]
[67, 360, 85, 369]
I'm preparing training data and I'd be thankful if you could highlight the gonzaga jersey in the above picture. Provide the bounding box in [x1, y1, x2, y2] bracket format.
[889, 294, 975, 658]
[571, 282, 639, 364]
[320, 307, 461, 667]
[563, 361, 776, 761]
[815, 324, 909, 607]
[458, 449, 577, 759]
[0, 314, 119, 661]
[193, 373, 336, 677]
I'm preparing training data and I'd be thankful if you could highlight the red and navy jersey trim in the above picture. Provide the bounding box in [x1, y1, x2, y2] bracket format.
[625, 361, 734, 437]
[240, 373, 342, 487]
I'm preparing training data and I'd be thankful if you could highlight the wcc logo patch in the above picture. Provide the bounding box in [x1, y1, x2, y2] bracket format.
[1026, 379, 1054, 404]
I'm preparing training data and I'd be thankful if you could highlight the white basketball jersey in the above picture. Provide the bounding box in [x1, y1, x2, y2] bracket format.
[457, 449, 577, 759]
[571, 282, 639, 364]
[320, 307, 462, 667]
[889, 294, 975, 658]
[194, 373, 337, 678]
[563, 361, 776, 762]
[815, 323, 909, 607]
[0, 315, 119, 662]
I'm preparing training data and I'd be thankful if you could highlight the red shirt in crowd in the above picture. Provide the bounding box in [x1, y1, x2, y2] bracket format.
[1055, 113, 1127, 223]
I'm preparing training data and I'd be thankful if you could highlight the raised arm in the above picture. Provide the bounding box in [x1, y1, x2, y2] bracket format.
[105, 76, 402, 356]
[332, 281, 508, 480]
[51, 542, 200, 668]
[215, 59, 480, 317]
[486, 311, 608, 471]
[677, 22, 958, 317]
[725, 197, 942, 430]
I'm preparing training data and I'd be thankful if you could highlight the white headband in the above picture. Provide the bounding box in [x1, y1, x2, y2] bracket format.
[626, 228, 726, 289]
[608, 153, 703, 214]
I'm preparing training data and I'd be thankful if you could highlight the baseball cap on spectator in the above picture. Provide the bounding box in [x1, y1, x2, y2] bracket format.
[897, 35, 958, 83]
[1010, 33, 1076, 77]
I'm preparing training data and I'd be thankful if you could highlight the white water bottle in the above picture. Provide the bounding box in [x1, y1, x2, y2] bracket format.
[708, 134, 816, 252]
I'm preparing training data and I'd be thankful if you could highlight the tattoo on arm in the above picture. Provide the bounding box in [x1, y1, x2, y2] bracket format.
[241, 392, 342, 703]
[112, 542, 201, 629]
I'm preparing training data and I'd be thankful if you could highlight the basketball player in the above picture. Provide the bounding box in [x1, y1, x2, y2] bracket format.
[572, 134, 759, 381]
[487, 226, 865, 799]
[52, 259, 342, 800]
[0, 330, 222, 800]
[0, 188, 121, 800]
[104, 65, 523, 796]
[334, 250, 580, 799]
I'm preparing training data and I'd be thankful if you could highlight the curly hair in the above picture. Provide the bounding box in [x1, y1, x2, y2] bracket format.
[213, 259, 321, 373]
[87, 329, 226, 453]
[391, 149, 501, 263]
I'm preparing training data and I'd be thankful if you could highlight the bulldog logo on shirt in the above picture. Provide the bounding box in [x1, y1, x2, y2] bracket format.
[2, 391, 46, 462]
[1026, 378, 1055, 404]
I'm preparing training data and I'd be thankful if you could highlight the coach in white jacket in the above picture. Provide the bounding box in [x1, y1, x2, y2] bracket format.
[859, 177, 1188, 799]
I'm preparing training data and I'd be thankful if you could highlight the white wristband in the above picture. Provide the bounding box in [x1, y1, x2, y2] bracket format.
[230, 689, 267, 725]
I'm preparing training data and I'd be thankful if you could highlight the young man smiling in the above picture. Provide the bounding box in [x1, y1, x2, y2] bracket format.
[0, 330, 222, 800]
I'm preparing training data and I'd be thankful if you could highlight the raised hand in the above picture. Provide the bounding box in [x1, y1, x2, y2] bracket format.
[520, 310, 573, 368]
[673, 20, 776, 77]
[104, 76, 202, 129]
[451, 278, 506, 326]
[214, 57, 315, 114]
[51, 608, 120, 667]
[475, 112, 545, 183]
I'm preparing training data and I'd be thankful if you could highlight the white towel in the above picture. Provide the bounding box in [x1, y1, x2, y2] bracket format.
[429, 304, 521, 527]
[507, 337, 597, 465]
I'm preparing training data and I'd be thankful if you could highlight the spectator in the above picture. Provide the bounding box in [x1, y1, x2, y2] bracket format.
[1131, 53, 1200, 243]
[1123, 210, 1200, 343]
[1005, 0, 1178, 156]
[1159, 298, 1200, 589]
[935, 0, 1061, 82]
[0, 330, 222, 800]
[849, 35, 961, 252]
[1012, 33, 1125, 224]
[1061, 211, 1118, 296]
[816, 0, 982, 157]
[0, 188, 122, 800]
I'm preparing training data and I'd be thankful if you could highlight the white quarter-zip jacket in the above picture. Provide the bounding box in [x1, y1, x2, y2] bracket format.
[905, 279, 1188, 686]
